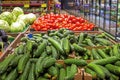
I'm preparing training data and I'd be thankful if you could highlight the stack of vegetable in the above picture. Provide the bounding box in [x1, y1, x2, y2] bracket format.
[75, 44, 120, 60]
[0, 52, 84, 80]
[0, 29, 118, 80]
[32, 13, 95, 31]
[0, 7, 36, 33]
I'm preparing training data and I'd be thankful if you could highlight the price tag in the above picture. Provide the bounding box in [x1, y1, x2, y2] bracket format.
[24, 4, 30, 8]
[41, 3, 47, 8]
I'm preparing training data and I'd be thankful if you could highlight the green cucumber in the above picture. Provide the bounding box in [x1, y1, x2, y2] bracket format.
[73, 43, 86, 53]
[91, 56, 119, 65]
[9, 55, 23, 67]
[91, 49, 102, 60]
[115, 61, 120, 66]
[20, 61, 31, 80]
[87, 63, 105, 79]
[51, 46, 59, 59]
[98, 65, 111, 78]
[105, 64, 120, 75]
[48, 37, 64, 55]
[43, 58, 56, 68]
[17, 53, 30, 73]
[85, 39, 95, 46]
[5, 69, 18, 80]
[64, 59, 87, 66]
[65, 64, 77, 80]
[97, 49, 109, 58]
[28, 63, 35, 80]
[85, 67, 97, 79]
[0, 54, 16, 74]
[62, 38, 70, 55]
[59, 68, 66, 80]
[33, 41, 47, 57]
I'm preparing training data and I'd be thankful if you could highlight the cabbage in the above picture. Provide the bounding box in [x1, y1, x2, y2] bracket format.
[0, 12, 16, 25]
[26, 13, 36, 24]
[17, 14, 29, 25]
[0, 20, 10, 32]
[12, 7, 24, 18]
[17, 20, 25, 28]
[10, 22, 24, 32]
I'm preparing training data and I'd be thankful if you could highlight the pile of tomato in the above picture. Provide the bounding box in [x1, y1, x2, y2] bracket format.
[32, 13, 95, 31]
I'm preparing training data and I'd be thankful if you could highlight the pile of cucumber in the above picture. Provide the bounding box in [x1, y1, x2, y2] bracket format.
[0, 53, 86, 80]
[75, 44, 120, 60]
[0, 29, 119, 80]
[85, 56, 120, 80]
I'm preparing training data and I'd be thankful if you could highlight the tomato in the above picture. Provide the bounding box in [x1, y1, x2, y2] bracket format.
[32, 13, 95, 31]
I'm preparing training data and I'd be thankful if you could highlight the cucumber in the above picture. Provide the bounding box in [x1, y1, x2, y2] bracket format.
[113, 45, 120, 56]
[105, 64, 120, 75]
[43, 73, 51, 79]
[62, 38, 70, 55]
[65, 64, 77, 80]
[40, 51, 48, 58]
[48, 66, 58, 79]
[110, 73, 119, 80]
[64, 59, 87, 66]
[17, 44, 24, 54]
[28, 63, 35, 80]
[29, 58, 38, 63]
[73, 43, 86, 53]
[24, 40, 33, 54]
[85, 67, 97, 79]
[17, 53, 30, 73]
[59, 68, 66, 80]
[66, 66, 71, 77]
[5, 69, 18, 80]
[91, 49, 102, 60]
[48, 37, 64, 55]
[85, 39, 95, 46]
[95, 38, 111, 45]
[98, 65, 111, 78]
[91, 56, 119, 65]
[37, 77, 48, 80]
[78, 33, 84, 43]
[35, 56, 46, 77]
[0, 54, 16, 74]
[33, 41, 47, 57]
[87, 63, 105, 79]
[51, 46, 59, 59]
[20, 61, 31, 80]
[9, 55, 23, 67]
[46, 46, 52, 55]
[43, 58, 56, 68]
[115, 61, 120, 66]
[0, 72, 7, 80]
[97, 49, 109, 58]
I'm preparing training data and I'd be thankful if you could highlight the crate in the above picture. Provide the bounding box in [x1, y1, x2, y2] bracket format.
[0, 33, 19, 61]
[0, 30, 117, 61]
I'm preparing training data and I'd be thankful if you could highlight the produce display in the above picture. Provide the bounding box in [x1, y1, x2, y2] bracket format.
[0, 7, 36, 33]
[0, 28, 118, 80]
[0, 52, 81, 80]
[14, 29, 114, 60]
[31, 13, 95, 31]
